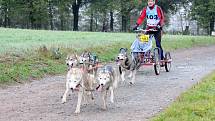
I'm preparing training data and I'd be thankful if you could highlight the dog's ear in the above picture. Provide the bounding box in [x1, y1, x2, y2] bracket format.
[80, 52, 85, 57]
[75, 54, 78, 59]
[88, 52, 92, 59]
[119, 48, 128, 53]
[119, 48, 124, 53]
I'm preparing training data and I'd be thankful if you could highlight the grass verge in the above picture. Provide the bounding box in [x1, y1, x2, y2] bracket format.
[152, 71, 215, 121]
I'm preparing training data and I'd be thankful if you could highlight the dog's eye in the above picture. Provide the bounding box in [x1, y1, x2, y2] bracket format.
[100, 78, 102, 80]
[74, 81, 77, 83]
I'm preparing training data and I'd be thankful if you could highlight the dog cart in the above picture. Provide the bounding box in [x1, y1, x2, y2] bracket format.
[131, 28, 172, 75]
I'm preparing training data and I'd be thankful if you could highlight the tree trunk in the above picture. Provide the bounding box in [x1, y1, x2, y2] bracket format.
[0, 18, 2, 27]
[60, 15, 65, 30]
[102, 14, 107, 32]
[95, 15, 98, 31]
[127, 13, 131, 32]
[26, 21, 30, 29]
[90, 13, 93, 31]
[29, 1, 35, 29]
[7, 16, 11, 27]
[37, 18, 42, 29]
[3, 7, 10, 27]
[207, 27, 210, 35]
[3, 8, 7, 27]
[121, 14, 127, 32]
[209, 19, 214, 35]
[72, 0, 81, 31]
[48, 0, 54, 30]
[179, 12, 184, 33]
[110, 11, 114, 32]
[197, 22, 200, 35]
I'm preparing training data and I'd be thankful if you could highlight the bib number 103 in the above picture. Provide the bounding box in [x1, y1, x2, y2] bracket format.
[147, 15, 158, 20]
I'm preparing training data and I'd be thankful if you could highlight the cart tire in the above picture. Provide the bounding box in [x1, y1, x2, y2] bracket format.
[165, 52, 171, 72]
[153, 48, 161, 75]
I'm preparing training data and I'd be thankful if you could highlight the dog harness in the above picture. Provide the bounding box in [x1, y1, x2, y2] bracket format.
[136, 5, 164, 27]
[146, 5, 160, 27]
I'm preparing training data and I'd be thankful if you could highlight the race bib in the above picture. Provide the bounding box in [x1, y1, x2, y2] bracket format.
[139, 34, 149, 43]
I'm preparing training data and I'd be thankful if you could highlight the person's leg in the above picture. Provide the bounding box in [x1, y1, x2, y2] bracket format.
[154, 30, 164, 60]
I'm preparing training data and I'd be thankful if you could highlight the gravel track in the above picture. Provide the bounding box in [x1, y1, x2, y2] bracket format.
[0, 45, 215, 121]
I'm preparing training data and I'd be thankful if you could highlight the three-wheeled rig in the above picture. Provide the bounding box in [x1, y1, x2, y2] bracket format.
[130, 28, 172, 75]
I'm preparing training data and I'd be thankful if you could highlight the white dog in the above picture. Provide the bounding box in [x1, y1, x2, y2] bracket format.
[62, 54, 95, 114]
[96, 65, 119, 110]
[65, 54, 79, 70]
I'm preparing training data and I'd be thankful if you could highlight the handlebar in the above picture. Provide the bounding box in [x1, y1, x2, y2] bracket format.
[134, 28, 157, 32]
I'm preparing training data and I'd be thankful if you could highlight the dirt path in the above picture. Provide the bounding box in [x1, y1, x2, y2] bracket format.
[1, 46, 215, 121]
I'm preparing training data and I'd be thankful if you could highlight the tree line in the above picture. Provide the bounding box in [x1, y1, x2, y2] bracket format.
[0, 0, 214, 34]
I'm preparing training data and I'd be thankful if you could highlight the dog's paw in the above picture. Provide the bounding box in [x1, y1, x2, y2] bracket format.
[101, 107, 107, 111]
[61, 99, 66, 104]
[121, 76, 126, 82]
[74, 110, 80, 114]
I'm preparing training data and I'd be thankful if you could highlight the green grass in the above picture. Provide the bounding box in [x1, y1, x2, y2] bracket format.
[0, 28, 134, 55]
[152, 72, 215, 121]
[0, 27, 214, 84]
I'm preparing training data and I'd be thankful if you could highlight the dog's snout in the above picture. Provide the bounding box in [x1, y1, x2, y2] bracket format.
[67, 63, 69, 66]
[101, 84, 104, 86]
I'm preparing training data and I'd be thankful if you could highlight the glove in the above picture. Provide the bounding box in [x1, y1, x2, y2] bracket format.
[133, 24, 139, 31]
[156, 25, 162, 30]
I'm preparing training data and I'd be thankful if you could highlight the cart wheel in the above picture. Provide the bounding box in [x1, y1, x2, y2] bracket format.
[153, 48, 161, 75]
[165, 52, 171, 72]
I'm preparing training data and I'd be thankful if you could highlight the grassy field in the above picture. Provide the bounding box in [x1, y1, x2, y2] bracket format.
[0, 27, 215, 84]
[0, 28, 133, 55]
[152, 71, 215, 121]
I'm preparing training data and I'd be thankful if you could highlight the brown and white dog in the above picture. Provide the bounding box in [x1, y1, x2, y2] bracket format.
[61, 67, 95, 113]
[79, 51, 98, 77]
[62, 53, 96, 114]
[96, 65, 119, 110]
[65, 54, 79, 70]
[116, 48, 139, 84]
